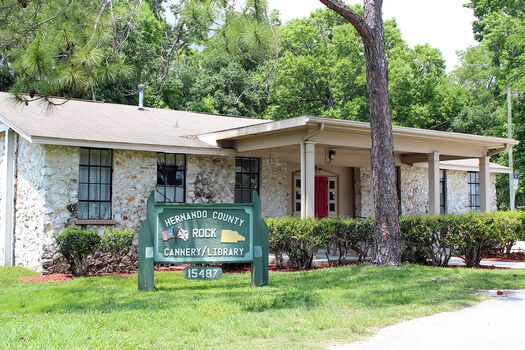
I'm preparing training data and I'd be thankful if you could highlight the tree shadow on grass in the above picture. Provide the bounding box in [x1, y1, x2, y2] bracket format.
[8, 265, 523, 316]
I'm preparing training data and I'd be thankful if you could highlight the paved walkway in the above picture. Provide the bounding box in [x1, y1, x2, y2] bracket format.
[331, 290, 525, 350]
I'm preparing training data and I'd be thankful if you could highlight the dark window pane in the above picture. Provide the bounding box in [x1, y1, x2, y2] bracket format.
[329, 203, 336, 212]
[157, 153, 166, 165]
[235, 174, 242, 189]
[176, 155, 185, 168]
[79, 166, 89, 183]
[329, 181, 335, 190]
[166, 154, 175, 166]
[89, 185, 100, 201]
[250, 175, 258, 189]
[100, 150, 112, 166]
[296, 202, 301, 211]
[79, 148, 90, 165]
[100, 168, 111, 184]
[242, 174, 251, 189]
[88, 202, 100, 220]
[242, 189, 252, 203]
[78, 202, 88, 219]
[165, 186, 175, 202]
[330, 192, 335, 201]
[166, 168, 177, 186]
[296, 179, 301, 188]
[155, 186, 166, 202]
[90, 167, 100, 184]
[101, 184, 111, 201]
[79, 184, 89, 200]
[176, 172, 184, 186]
[296, 191, 301, 200]
[100, 203, 111, 220]
[175, 187, 184, 203]
[90, 149, 101, 166]
[250, 158, 258, 173]
[235, 189, 242, 203]
[157, 168, 167, 186]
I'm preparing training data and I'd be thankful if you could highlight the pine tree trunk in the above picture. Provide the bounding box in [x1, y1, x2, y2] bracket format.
[363, 1, 401, 266]
[319, 0, 401, 266]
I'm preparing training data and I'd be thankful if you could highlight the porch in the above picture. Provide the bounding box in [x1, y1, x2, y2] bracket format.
[201, 117, 516, 218]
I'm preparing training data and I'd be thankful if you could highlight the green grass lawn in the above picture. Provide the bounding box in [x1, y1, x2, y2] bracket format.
[1, 265, 524, 350]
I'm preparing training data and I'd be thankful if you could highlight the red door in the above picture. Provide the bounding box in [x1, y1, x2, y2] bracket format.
[315, 176, 328, 218]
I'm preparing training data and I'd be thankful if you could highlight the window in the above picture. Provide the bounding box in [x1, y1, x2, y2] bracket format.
[235, 157, 259, 203]
[468, 171, 480, 211]
[440, 169, 447, 214]
[156, 153, 186, 203]
[78, 148, 112, 220]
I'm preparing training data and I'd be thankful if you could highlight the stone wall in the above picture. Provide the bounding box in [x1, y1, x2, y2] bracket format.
[260, 158, 287, 217]
[186, 155, 235, 203]
[112, 150, 157, 230]
[447, 170, 470, 214]
[400, 165, 428, 215]
[354, 167, 374, 218]
[354, 165, 498, 217]
[14, 139, 47, 271]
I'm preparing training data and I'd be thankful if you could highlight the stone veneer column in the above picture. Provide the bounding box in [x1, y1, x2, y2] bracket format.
[260, 158, 287, 217]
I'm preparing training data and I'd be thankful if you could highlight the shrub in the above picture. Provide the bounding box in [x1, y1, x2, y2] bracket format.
[447, 212, 501, 267]
[100, 228, 135, 273]
[267, 211, 525, 270]
[400, 214, 455, 266]
[267, 217, 331, 269]
[54, 228, 100, 276]
[321, 217, 373, 264]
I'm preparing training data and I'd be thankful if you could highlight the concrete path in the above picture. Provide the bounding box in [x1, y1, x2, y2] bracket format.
[331, 290, 525, 350]
[448, 256, 525, 269]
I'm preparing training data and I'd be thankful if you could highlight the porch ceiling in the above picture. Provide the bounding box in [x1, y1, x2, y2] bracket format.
[199, 116, 518, 159]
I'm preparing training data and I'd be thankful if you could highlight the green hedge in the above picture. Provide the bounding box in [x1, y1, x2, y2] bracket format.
[55, 227, 136, 276]
[266, 211, 525, 269]
[54, 228, 100, 276]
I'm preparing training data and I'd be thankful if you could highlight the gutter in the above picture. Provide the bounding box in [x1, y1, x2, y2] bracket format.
[304, 121, 325, 141]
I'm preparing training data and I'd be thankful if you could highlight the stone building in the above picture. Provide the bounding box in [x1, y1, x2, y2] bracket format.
[0, 92, 516, 272]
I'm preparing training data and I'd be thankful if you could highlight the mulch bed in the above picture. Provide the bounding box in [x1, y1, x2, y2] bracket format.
[21, 274, 72, 283]
[484, 253, 525, 262]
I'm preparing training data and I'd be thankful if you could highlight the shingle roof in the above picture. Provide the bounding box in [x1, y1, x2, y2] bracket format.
[0, 92, 268, 153]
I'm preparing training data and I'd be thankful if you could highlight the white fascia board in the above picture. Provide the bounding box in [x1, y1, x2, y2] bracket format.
[413, 162, 513, 174]
[198, 116, 309, 144]
[30, 136, 237, 156]
[307, 117, 519, 148]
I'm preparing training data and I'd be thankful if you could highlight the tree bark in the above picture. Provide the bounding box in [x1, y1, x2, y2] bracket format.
[320, 0, 401, 266]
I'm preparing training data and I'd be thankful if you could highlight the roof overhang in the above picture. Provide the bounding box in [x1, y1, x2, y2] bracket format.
[199, 116, 518, 158]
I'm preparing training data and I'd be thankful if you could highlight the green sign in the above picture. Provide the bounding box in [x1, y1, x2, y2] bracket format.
[138, 191, 268, 291]
[184, 266, 222, 280]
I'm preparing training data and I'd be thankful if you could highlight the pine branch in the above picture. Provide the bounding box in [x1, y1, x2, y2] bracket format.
[319, 0, 373, 43]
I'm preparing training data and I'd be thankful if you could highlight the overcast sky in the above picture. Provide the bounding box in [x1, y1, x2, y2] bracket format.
[267, 0, 477, 71]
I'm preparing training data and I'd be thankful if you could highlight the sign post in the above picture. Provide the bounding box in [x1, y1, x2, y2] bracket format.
[138, 191, 268, 290]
